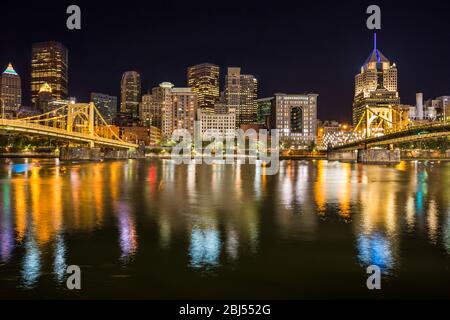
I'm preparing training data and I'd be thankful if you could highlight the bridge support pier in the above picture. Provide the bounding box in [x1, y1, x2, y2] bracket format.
[59, 147, 137, 161]
[59, 147, 101, 161]
[327, 150, 358, 162]
[357, 149, 400, 164]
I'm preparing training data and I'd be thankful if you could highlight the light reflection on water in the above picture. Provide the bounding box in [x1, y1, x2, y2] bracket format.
[0, 158, 449, 298]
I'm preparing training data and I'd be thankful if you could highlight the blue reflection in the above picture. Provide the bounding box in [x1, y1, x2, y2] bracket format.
[357, 233, 393, 274]
[189, 228, 221, 269]
[11, 164, 32, 174]
[53, 234, 67, 284]
[21, 234, 41, 289]
[0, 183, 14, 263]
[416, 171, 428, 214]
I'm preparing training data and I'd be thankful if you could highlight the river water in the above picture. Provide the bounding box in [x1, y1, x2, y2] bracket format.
[0, 158, 449, 299]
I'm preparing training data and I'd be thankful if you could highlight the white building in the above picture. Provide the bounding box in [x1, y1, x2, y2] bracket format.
[154, 83, 198, 140]
[197, 108, 236, 139]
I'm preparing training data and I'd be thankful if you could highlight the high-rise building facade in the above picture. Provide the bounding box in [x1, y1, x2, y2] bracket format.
[1, 63, 21, 116]
[187, 63, 219, 111]
[225, 67, 258, 127]
[90, 92, 118, 124]
[153, 82, 174, 138]
[147, 82, 198, 141]
[271, 93, 318, 148]
[139, 93, 153, 126]
[120, 71, 141, 117]
[257, 97, 273, 126]
[353, 35, 400, 126]
[171, 87, 197, 137]
[31, 42, 68, 107]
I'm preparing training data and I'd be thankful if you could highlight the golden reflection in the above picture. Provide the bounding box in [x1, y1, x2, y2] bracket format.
[314, 160, 326, 213]
[338, 162, 352, 219]
[427, 199, 438, 243]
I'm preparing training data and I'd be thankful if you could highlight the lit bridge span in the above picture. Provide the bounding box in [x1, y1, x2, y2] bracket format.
[0, 103, 137, 149]
[333, 122, 450, 151]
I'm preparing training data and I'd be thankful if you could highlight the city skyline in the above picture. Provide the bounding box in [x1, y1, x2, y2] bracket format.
[1, 0, 450, 122]
[1, 1, 449, 304]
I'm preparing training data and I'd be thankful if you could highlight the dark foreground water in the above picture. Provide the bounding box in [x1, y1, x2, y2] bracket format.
[0, 158, 449, 299]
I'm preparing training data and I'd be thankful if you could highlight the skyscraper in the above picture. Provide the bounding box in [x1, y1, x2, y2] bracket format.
[187, 63, 219, 111]
[353, 34, 399, 126]
[120, 71, 141, 117]
[0, 63, 21, 117]
[31, 42, 68, 107]
[90, 92, 118, 124]
[257, 97, 274, 126]
[225, 67, 258, 127]
[139, 93, 154, 126]
[152, 82, 174, 134]
[151, 82, 198, 140]
[171, 87, 197, 137]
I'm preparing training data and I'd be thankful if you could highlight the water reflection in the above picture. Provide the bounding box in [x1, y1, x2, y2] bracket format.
[0, 159, 449, 296]
[189, 226, 221, 269]
[116, 201, 138, 264]
[357, 232, 394, 274]
[21, 232, 41, 288]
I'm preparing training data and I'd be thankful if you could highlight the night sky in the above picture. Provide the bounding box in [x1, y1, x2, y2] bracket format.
[1, 0, 450, 122]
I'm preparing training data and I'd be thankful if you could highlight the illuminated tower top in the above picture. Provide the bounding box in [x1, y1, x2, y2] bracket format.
[363, 33, 390, 67]
[3, 63, 18, 76]
[355, 33, 398, 97]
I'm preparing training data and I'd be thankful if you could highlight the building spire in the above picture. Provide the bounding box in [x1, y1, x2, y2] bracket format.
[3, 62, 18, 75]
[373, 33, 381, 63]
[374, 32, 377, 51]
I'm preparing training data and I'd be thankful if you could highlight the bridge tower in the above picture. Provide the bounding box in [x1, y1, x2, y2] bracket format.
[66, 103, 96, 147]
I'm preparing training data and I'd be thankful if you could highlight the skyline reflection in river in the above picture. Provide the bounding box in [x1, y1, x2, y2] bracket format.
[0, 159, 449, 299]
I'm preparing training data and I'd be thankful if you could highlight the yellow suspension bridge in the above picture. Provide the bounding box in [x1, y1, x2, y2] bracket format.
[0, 103, 137, 149]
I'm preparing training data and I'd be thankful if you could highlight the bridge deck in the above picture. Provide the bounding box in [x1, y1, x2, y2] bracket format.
[0, 119, 137, 149]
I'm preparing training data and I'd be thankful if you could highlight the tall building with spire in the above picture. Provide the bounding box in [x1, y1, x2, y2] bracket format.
[353, 34, 400, 126]
[31, 42, 68, 107]
[1, 63, 22, 117]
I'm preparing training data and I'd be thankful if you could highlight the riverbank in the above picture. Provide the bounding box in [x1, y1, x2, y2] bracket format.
[1, 150, 449, 161]
[0, 152, 57, 158]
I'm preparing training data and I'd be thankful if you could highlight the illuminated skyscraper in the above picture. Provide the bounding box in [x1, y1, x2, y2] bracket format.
[225, 67, 258, 127]
[353, 34, 400, 126]
[120, 71, 141, 117]
[187, 63, 219, 111]
[151, 82, 198, 140]
[31, 42, 68, 107]
[139, 93, 153, 126]
[0, 63, 21, 116]
[152, 82, 174, 136]
[171, 87, 197, 137]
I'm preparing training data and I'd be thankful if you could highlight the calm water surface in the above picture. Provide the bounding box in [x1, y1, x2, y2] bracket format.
[0, 158, 449, 299]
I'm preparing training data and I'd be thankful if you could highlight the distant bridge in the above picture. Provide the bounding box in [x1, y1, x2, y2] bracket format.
[0, 103, 137, 149]
[333, 122, 450, 151]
